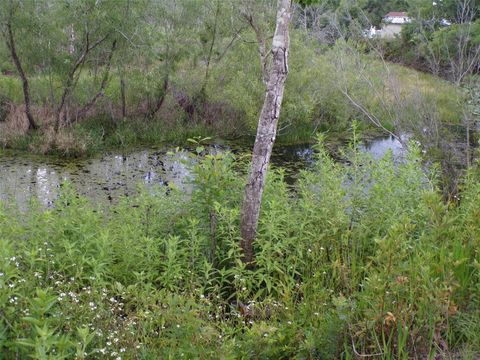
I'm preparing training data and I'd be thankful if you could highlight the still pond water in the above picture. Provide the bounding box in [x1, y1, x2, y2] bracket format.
[0, 136, 403, 209]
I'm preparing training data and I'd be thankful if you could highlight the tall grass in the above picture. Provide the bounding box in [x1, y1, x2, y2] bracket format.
[0, 138, 479, 358]
[0, 36, 465, 156]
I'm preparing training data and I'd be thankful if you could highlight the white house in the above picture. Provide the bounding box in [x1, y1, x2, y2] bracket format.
[363, 12, 412, 39]
[363, 12, 449, 40]
[384, 12, 411, 24]
[381, 12, 411, 38]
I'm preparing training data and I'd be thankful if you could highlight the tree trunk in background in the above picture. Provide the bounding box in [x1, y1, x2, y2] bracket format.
[145, 74, 169, 120]
[5, 21, 37, 130]
[120, 76, 127, 119]
[239, 0, 292, 264]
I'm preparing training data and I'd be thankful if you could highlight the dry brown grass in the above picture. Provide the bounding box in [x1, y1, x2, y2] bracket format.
[0, 103, 29, 147]
[35, 126, 88, 156]
[0, 103, 89, 155]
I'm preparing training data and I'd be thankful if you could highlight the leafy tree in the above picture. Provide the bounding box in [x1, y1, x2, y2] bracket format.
[0, 0, 43, 130]
[48, 0, 128, 132]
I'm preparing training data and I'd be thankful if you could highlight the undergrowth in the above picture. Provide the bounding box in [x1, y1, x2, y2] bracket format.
[0, 138, 479, 359]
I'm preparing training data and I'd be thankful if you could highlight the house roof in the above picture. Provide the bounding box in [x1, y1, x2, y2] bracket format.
[385, 12, 408, 18]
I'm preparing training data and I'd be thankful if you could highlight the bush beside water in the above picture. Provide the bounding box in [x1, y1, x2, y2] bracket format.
[1, 139, 479, 359]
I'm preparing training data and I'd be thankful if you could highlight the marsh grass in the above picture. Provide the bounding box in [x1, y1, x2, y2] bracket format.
[0, 39, 465, 156]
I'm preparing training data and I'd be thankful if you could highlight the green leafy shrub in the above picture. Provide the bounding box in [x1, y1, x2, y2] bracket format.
[0, 138, 479, 358]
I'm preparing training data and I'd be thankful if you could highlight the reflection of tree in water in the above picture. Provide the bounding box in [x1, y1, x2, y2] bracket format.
[35, 167, 61, 208]
[0, 139, 406, 210]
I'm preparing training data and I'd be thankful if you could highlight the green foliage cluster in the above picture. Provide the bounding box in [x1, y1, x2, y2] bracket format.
[297, 0, 479, 83]
[0, 0, 470, 157]
[1, 138, 479, 358]
[0, 37, 463, 156]
[384, 19, 480, 82]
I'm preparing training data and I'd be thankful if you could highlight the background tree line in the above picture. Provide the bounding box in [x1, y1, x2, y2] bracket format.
[0, 0, 478, 190]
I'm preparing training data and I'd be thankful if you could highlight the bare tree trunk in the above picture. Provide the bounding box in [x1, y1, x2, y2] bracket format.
[120, 73, 127, 119]
[242, 10, 269, 85]
[303, 6, 308, 31]
[197, 0, 221, 119]
[145, 74, 169, 120]
[239, 0, 292, 264]
[466, 113, 471, 168]
[5, 20, 37, 130]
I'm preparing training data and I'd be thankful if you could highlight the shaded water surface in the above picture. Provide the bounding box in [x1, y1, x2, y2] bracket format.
[0, 136, 403, 209]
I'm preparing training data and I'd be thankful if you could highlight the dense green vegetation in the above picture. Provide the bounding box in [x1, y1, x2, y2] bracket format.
[1, 1, 480, 358]
[0, 0, 476, 157]
[1, 139, 479, 358]
[0, 38, 464, 156]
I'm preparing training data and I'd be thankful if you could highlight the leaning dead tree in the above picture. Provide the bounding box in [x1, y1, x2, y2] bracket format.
[239, 0, 292, 264]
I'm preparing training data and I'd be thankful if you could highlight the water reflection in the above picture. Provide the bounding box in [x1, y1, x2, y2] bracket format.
[0, 149, 194, 210]
[359, 135, 404, 161]
[0, 136, 403, 209]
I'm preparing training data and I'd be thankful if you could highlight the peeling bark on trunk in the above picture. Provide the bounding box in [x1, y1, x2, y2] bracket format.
[5, 21, 37, 130]
[239, 0, 292, 264]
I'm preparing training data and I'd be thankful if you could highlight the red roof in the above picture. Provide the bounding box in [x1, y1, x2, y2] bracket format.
[385, 12, 408, 17]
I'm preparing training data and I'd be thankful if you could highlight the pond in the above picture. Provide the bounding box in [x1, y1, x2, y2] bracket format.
[0, 136, 404, 209]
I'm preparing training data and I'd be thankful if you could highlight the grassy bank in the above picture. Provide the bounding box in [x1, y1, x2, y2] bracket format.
[1, 140, 479, 358]
[0, 39, 465, 157]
